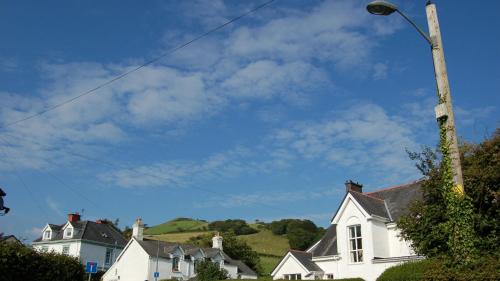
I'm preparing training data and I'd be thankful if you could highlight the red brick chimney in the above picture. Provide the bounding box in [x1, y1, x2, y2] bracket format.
[68, 213, 81, 222]
[345, 180, 363, 193]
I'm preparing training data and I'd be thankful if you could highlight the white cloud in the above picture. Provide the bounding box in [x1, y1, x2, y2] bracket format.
[268, 103, 420, 181]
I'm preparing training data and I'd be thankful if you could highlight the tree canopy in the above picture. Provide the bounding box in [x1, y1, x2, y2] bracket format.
[398, 129, 500, 258]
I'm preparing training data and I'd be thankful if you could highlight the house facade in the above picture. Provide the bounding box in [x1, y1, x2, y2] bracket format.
[272, 180, 424, 281]
[102, 218, 257, 281]
[32, 213, 127, 271]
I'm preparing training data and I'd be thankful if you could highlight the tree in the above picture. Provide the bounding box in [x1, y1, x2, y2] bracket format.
[195, 259, 228, 281]
[208, 219, 258, 235]
[398, 129, 500, 262]
[0, 242, 85, 281]
[269, 219, 325, 250]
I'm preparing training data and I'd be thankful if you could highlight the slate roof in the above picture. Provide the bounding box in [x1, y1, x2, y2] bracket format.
[310, 224, 338, 257]
[367, 180, 423, 221]
[33, 221, 127, 247]
[233, 260, 258, 277]
[136, 239, 257, 276]
[348, 180, 423, 222]
[289, 250, 323, 272]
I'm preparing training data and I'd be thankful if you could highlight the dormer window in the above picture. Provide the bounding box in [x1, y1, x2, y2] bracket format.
[64, 227, 73, 239]
[43, 230, 51, 240]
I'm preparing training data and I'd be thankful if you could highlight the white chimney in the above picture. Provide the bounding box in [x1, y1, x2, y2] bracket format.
[212, 232, 223, 250]
[132, 218, 144, 241]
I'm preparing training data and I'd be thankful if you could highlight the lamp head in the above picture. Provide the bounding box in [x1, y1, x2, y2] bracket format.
[366, 0, 398, 16]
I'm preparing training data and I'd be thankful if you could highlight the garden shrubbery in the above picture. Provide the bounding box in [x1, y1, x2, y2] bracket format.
[377, 256, 500, 281]
[0, 241, 85, 281]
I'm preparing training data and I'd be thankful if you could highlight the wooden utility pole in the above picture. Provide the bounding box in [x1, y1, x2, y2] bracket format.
[426, 2, 464, 195]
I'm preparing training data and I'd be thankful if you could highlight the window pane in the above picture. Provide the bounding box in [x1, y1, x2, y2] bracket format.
[349, 226, 355, 238]
[357, 238, 363, 249]
[358, 250, 363, 262]
[297, 274, 301, 280]
[350, 239, 356, 250]
[356, 225, 361, 237]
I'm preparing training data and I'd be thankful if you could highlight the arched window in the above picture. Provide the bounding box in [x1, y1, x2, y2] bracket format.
[172, 257, 180, 272]
[348, 224, 363, 263]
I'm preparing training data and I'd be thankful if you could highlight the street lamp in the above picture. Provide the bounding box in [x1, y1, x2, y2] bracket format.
[367, 0, 464, 195]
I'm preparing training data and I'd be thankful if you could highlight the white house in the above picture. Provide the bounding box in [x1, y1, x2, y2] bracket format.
[102, 218, 258, 281]
[32, 213, 127, 271]
[271, 180, 424, 281]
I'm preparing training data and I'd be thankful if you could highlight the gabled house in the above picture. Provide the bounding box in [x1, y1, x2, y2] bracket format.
[32, 213, 127, 271]
[102, 218, 258, 281]
[272, 180, 424, 281]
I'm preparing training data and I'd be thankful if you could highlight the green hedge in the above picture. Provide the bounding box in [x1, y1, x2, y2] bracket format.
[0, 242, 85, 281]
[377, 256, 500, 281]
[377, 260, 430, 281]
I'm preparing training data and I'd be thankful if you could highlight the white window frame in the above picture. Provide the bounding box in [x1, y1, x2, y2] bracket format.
[43, 230, 51, 240]
[62, 245, 70, 255]
[325, 274, 334, 279]
[348, 224, 363, 263]
[172, 256, 180, 272]
[105, 248, 113, 265]
[64, 227, 73, 239]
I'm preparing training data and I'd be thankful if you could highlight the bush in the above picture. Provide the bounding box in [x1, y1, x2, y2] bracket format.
[377, 256, 500, 281]
[0, 242, 85, 281]
[377, 260, 430, 281]
[208, 219, 258, 235]
[195, 259, 228, 281]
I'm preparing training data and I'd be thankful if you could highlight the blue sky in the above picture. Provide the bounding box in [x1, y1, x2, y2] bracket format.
[1, 0, 498, 242]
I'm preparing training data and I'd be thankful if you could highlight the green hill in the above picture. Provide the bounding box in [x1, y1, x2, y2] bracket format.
[146, 226, 289, 275]
[144, 218, 209, 235]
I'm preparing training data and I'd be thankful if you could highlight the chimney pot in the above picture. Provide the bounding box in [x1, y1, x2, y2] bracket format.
[345, 180, 363, 193]
[68, 213, 81, 222]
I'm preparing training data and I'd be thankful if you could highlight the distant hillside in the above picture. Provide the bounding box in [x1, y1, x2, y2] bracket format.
[146, 225, 289, 275]
[144, 218, 208, 235]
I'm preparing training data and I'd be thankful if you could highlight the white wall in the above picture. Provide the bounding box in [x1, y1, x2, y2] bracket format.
[387, 224, 414, 257]
[371, 220, 389, 258]
[79, 241, 122, 270]
[103, 240, 150, 281]
[272, 254, 312, 280]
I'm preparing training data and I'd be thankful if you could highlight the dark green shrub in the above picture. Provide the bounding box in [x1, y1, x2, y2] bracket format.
[195, 259, 228, 281]
[0, 242, 85, 281]
[208, 219, 258, 235]
[377, 260, 430, 281]
[377, 256, 500, 281]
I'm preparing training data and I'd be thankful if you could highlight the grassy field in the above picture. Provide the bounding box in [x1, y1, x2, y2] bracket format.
[144, 218, 209, 235]
[238, 229, 289, 257]
[145, 231, 212, 243]
[145, 221, 289, 276]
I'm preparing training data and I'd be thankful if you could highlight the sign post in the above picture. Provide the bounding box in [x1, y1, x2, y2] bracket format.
[86, 261, 98, 281]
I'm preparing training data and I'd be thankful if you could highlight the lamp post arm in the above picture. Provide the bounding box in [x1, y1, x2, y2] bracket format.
[395, 9, 434, 47]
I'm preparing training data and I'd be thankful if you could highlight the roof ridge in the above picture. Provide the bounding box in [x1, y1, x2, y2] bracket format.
[365, 179, 422, 195]
[350, 190, 385, 202]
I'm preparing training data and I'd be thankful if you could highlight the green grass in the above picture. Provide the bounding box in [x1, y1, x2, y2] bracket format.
[144, 220, 290, 276]
[238, 229, 289, 257]
[145, 231, 213, 243]
[259, 255, 281, 275]
[144, 218, 209, 235]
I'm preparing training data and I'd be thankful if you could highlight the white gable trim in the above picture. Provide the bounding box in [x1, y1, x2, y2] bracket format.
[305, 239, 321, 253]
[271, 252, 312, 277]
[332, 193, 371, 224]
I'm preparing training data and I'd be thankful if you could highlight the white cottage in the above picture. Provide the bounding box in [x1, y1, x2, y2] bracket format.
[102, 218, 258, 281]
[32, 213, 127, 271]
[272, 180, 424, 281]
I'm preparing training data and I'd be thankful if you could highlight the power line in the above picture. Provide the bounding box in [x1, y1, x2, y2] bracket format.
[0, 132, 307, 217]
[0, 139, 50, 220]
[1, 0, 276, 129]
